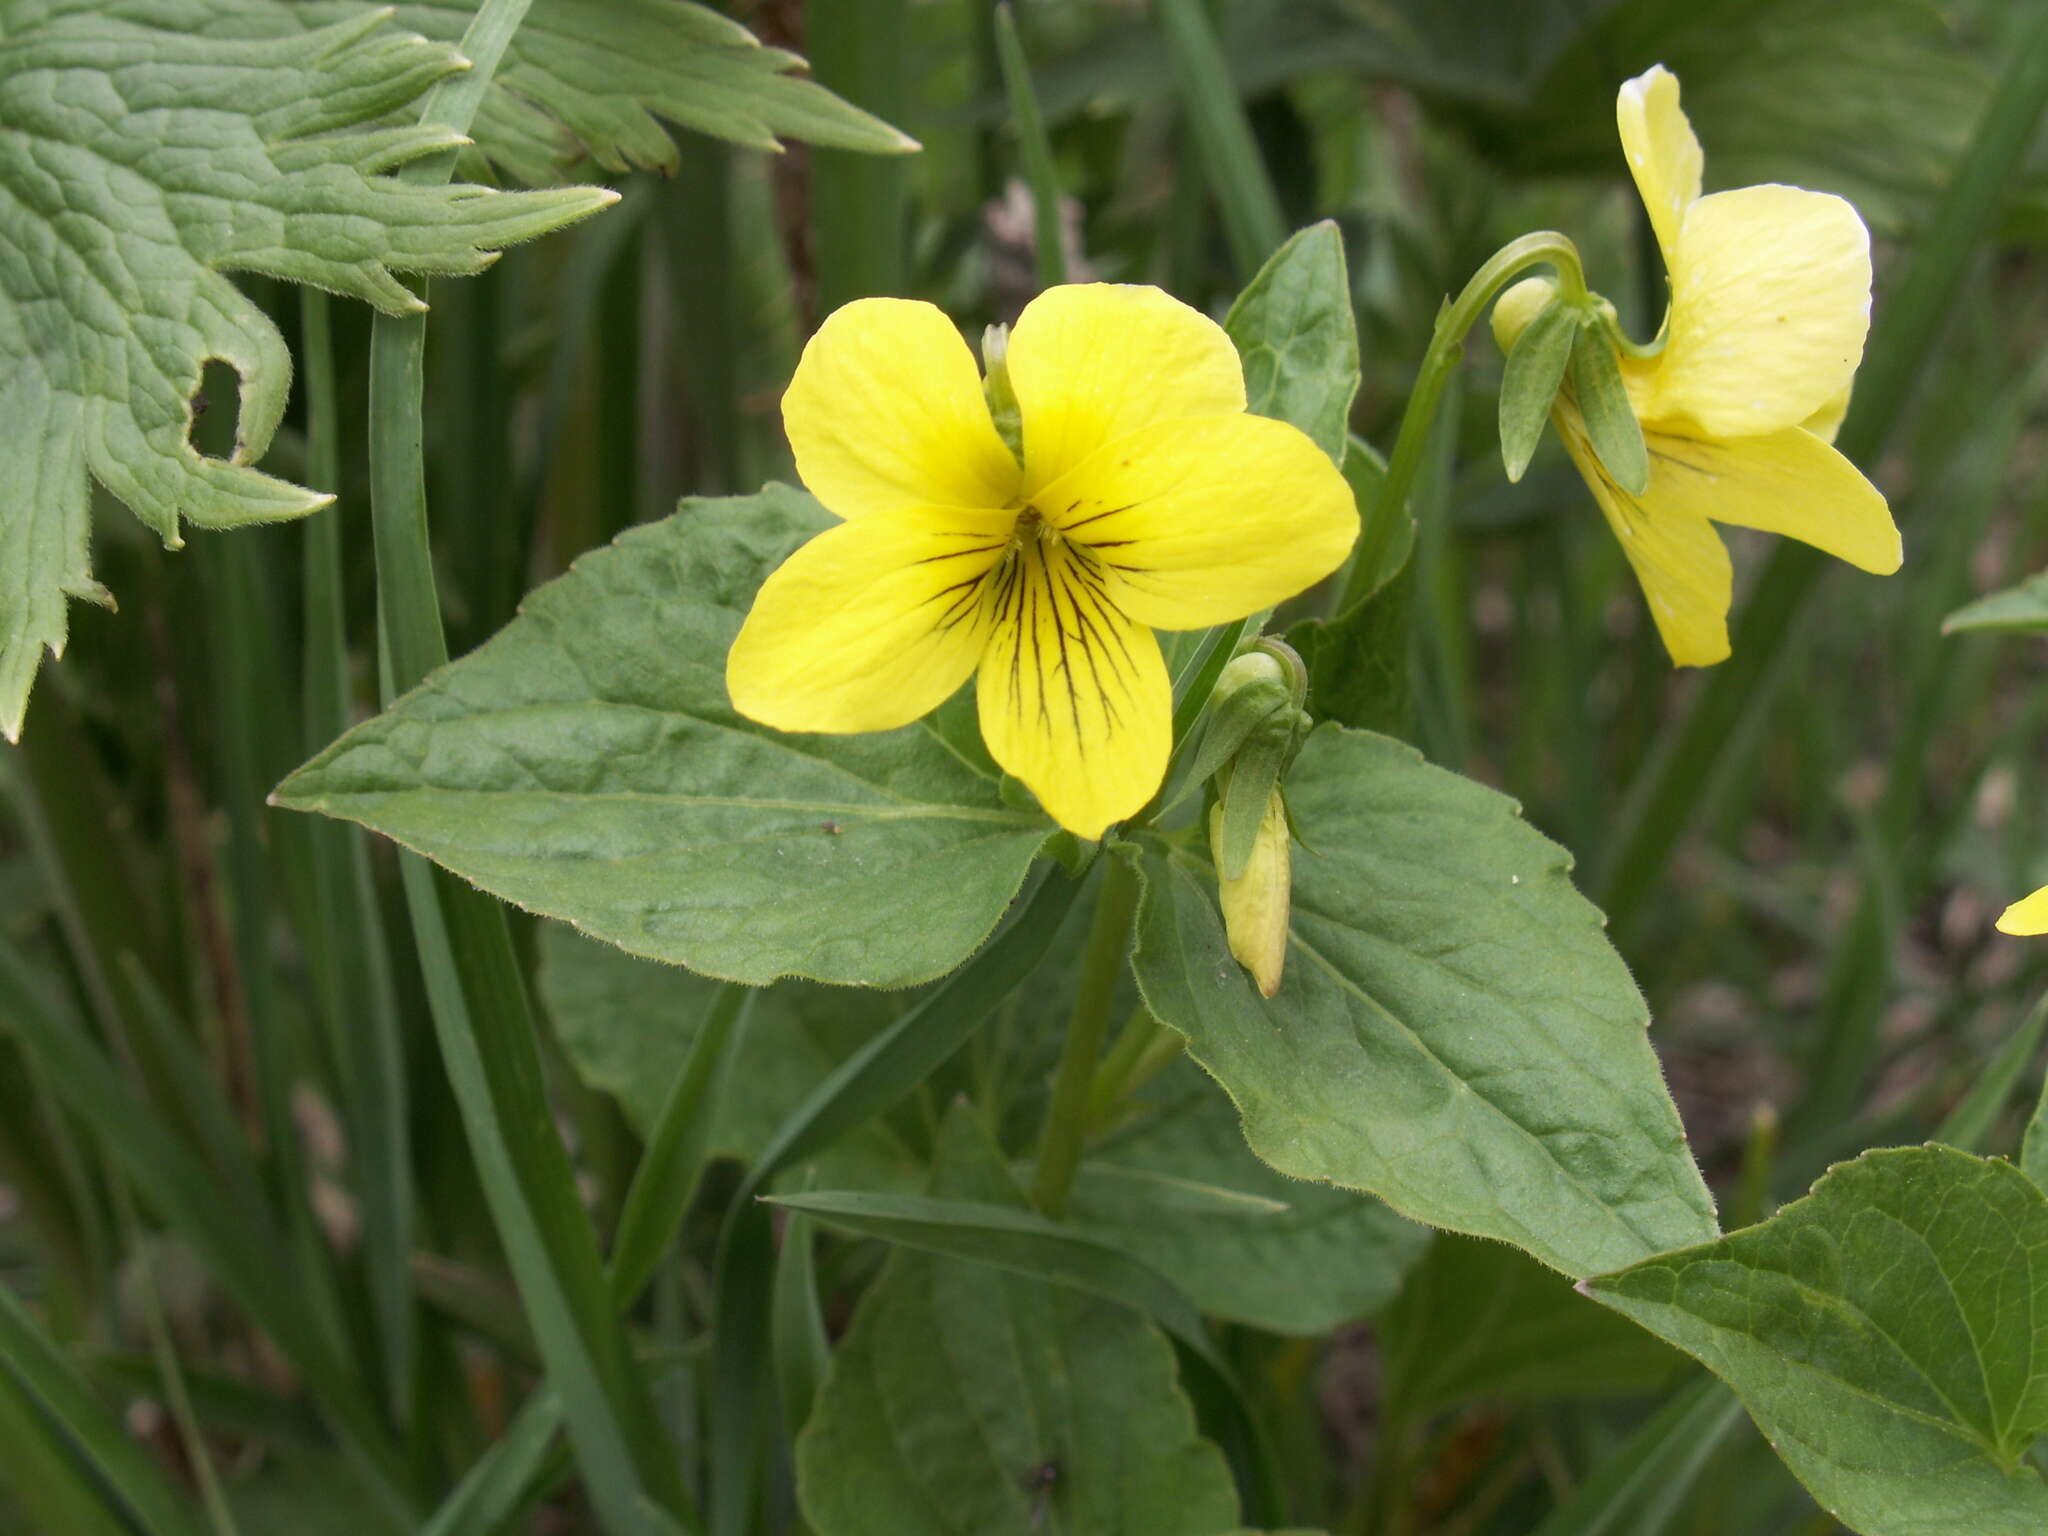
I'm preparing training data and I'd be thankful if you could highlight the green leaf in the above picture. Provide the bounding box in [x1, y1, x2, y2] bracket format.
[538, 923, 920, 1191]
[1224, 220, 1360, 464]
[0, 0, 613, 741]
[1069, 1061, 1428, 1335]
[1379, 1233, 1684, 1420]
[1129, 725, 1718, 1279]
[143, 0, 916, 183]
[387, 0, 919, 181]
[276, 486, 1049, 988]
[1586, 1145, 2048, 1536]
[1286, 439, 1414, 736]
[1944, 569, 2048, 635]
[793, 1109, 1242, 1536]
[1568, 322, 1649, 497]
[1497, 297, 1576, 482]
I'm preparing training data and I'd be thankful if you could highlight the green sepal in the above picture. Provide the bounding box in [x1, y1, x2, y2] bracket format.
[1217, 730, 1293, 882]
[1497, 296, 1578, 482]
[1569, 319, 1650, 497]
[1943, 568, 2048, 635]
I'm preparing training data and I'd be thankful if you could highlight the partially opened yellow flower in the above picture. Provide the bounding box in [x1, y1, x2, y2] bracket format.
[726, 285, 1357, 839]
[1491, 64, 1901, 666]
[1998, 888, 2048, 936]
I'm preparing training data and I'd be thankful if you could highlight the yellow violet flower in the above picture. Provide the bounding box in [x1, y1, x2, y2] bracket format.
[1998, 888, 2048, 937]
[1491, 64, 1902, 666]
[726, 284, 1357, 839]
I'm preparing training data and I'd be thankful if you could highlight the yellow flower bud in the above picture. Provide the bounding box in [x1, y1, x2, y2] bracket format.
[1210, 787, 1290, 998]
[1490, 275, 1558, 354]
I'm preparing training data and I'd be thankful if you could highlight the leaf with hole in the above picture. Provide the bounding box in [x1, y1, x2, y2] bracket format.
[0, 0, 612, 739]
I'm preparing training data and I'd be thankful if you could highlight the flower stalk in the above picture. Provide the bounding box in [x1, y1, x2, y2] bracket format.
[1338, 232, 1590, 612]
[1030, 854, 1142, 1218]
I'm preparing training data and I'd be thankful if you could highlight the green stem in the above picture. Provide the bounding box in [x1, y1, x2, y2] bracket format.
[1086, 1006, 1163, 1125]
[1031, 856, 1141, 1218]
[1338, 231, 1587, 612]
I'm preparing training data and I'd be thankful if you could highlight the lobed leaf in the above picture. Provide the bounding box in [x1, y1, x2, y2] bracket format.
[1129, 724, 1718, 1279]
[275, 486, 1050, 989]
[0, 0, 613, 738]
[1587, 1145, 2048, 1536]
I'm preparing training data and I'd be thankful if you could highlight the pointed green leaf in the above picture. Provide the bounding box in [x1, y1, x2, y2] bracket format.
[200, 0, 918, 182]
[1587, 1146, 2048, 1536]
[1568, 322, 1650, 497]
[1069, 1061, 1428, 1335]
[393, 0, 919, 181]
[538, 923, 919, 1192]
[1286, 437, 1414, 736]
[276, 487, 1049, 989]
[1129, 725, 1718, 1279]
[0, 0, 613, 739]
[793, 1110, 1241, 1536]
[1379, 1233, 1682, 1419]
[1498, 297, 1576, 481]
[1224, 220, 1360, 464]
[1944, 569, 2048, 635]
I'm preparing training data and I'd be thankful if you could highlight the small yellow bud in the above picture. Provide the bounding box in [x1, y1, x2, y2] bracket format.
[1210, 788, 1291, 998]
[1490, 276, 1558, 353]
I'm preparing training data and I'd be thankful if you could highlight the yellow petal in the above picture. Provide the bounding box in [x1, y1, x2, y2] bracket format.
[1560, 405, 1732, 666]
[1643, 426, 1901, 574]
[1801, 386, 1851, 445]
[1997, 888, 2048, 937]
[1006, 284, 1246, 494]
[727, 504, 1013, 733]
[782, 298, 1020, 520]
[1032, 414, 1358, 631]
[976, 535, 1171, 838]
[1616, 64, 1702, 270]
[1637, 185, 1872, 439]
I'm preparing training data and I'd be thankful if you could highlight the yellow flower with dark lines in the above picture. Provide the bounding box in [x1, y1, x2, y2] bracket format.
[726, 284, 1357, 838]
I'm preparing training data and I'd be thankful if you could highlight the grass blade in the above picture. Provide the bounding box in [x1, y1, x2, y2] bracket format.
[709, 864, 1081, 1536]
[1942, 993, 2048, 1157]
[994, 3, 1067, 288]
[1528, 1374, 1743, 1536]
[1154, 0, 1286, 278]
[610, 983, 750, 1310]
[0, 1283, 210, 1536]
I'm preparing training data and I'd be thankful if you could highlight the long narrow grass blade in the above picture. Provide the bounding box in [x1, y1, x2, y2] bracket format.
[994, 3, 1066, 288]
[298, 287, 417, 1431]
[1528, 1375, 1743, 1536]
[1938, 993, 2048, 1155]
[610, 984, 751, 1310]
[807, 0, 910, 312]
[709, 865, 1081, 1536]
[1154, 0, 1286, 278]
[0, 939, 414, 1515]
[0, 1283, 211, 1536]
[0, 1361, 138, 1536]
[360, 3, 689, 1526]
